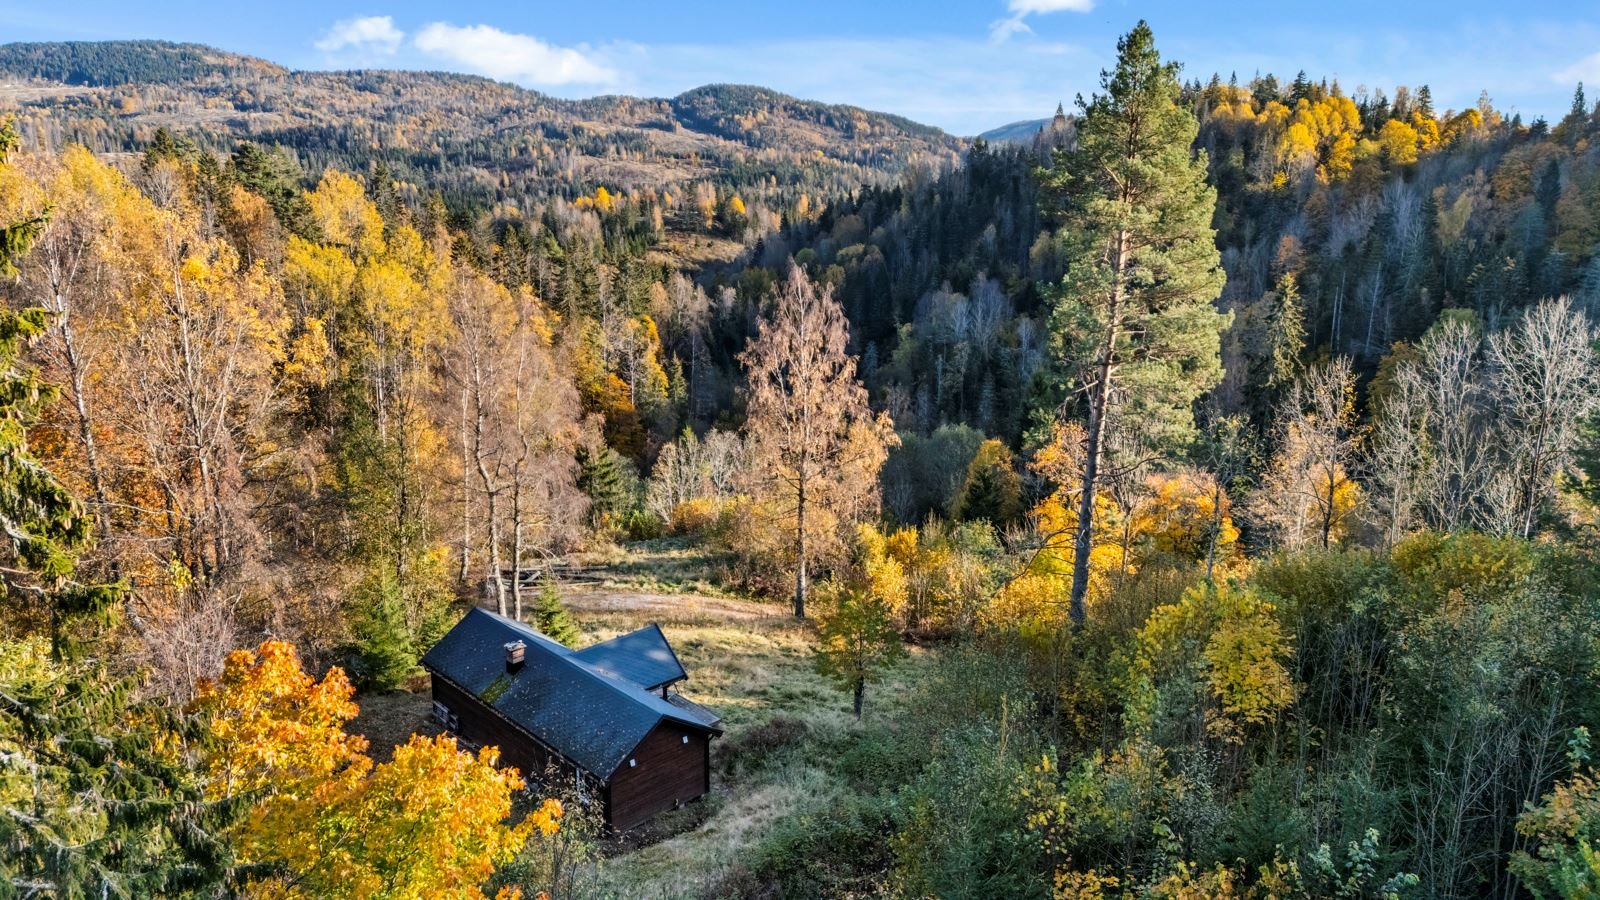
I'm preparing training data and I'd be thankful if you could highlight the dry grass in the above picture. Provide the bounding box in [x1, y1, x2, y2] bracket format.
[565, 566, 929, 897]
[348, 689, 440, 763]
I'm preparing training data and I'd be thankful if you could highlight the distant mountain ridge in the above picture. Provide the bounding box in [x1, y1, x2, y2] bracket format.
[978, 117, 1053, 144]
[0, 40, 285, 86]
[0, 40, 964, 211]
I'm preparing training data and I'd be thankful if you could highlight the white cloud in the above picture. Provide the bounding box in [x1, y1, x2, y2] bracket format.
[1008, 0, 1094, 12]
[413, 22, 617, 86]
[988, 17, 1033, 42]
[315, 15, 404, 55]
[1553, 51, 1600, 86]
[990, 0, 1093, 44]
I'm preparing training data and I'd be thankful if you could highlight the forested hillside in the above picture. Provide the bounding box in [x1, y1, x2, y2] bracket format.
[0, 40, 962, 246]
[4, 22, 1600, 900]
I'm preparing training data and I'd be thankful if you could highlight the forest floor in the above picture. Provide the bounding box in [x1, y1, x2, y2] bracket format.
[351, 542, 933, 896]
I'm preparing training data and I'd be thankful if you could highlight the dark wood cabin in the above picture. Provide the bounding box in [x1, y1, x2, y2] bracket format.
[420, 608, 721, 830]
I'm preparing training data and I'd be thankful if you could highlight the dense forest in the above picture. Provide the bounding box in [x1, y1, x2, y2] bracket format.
[5, 21, 1600, 900]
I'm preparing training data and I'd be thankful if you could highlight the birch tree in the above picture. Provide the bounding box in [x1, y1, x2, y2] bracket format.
[1485, 296, 1600, 537]
[1252, 358, 1364, 549]
[740, 265, 895, 618]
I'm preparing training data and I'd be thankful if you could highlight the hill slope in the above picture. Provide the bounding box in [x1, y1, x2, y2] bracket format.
[977, 117, 1052, 144]
[0, 40, 964, 210]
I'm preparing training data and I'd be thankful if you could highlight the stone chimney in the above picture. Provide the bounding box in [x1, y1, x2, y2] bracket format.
[504, 640, 526, 673]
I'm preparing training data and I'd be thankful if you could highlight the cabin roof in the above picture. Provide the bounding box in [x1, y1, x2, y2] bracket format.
[572, 623, 687, 690]
[420, 608, 719, 778]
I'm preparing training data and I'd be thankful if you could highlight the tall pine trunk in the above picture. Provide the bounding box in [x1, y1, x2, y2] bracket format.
[1068, 229, 1126, 628]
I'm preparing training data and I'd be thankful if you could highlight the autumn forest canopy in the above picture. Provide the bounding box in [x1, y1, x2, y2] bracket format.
[6, 21, 1600, 899]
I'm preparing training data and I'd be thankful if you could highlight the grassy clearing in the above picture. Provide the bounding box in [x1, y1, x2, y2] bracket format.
[565, 578, 931, 897]
[572, 537, 746, 598]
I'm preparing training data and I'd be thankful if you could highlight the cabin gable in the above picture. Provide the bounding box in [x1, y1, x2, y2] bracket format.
[604, 720, 713, 831]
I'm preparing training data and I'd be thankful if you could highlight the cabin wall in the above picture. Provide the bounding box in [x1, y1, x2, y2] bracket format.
[606, 721, 712, 831]
[430, 675, 570, 785]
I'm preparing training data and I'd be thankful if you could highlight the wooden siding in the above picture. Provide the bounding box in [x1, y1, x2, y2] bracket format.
[605, 721, 712, 831]
[431, 672, 712, 831]
[431, 675, 571, 786]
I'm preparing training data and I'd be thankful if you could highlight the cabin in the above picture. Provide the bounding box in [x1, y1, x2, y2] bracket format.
[420, 608, 722, 830]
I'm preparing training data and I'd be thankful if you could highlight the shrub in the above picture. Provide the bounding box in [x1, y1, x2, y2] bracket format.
[718, 715, 810, 777]
[834, 726, 927, 792]
[741, 795, 898, 898]
[890, 724, 1050, 899]
[670, 497, 724, 535]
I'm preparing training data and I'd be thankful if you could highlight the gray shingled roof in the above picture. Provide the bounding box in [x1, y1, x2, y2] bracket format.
[572, 623, 687, 690]
[420, 609, 719, 778]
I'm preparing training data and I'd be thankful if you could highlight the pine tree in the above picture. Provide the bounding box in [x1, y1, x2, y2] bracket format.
[1038, 22, 1228, 627]
[533, 580, 580, 647]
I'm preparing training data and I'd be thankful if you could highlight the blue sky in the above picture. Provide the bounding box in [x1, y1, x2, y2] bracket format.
[5, 0, 1600, 135]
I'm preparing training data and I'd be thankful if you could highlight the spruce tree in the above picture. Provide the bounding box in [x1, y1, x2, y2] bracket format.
[0, 120, 47, 281]
[351, 569, 418, 690]
[0, 638, 237, 895]
[0, 117, 119, 656]
[1039, 22, 1228, 626]
[577, 445, 629, 526]
[533, 580, 580, 648]
[952, 438, 1024, 527]
[1266, 272, 1305, 391]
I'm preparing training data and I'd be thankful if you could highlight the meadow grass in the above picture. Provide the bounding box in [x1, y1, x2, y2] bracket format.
[563, 564, 930, 898]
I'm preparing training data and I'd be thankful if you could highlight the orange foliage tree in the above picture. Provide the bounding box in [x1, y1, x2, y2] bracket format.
[191, 640, 558, 899]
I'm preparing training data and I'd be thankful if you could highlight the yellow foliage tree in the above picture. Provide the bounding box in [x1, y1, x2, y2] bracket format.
[987, 422, 1140, 632]
[855, 523, 910, 618]
[190, 640, 366, 798]
[986, 489, 1128, 634]
[1273, 95, 1362, 179]
[192, 640, 555, 900]
[1379, 119, 1421, 165]
[1133, 583, 1295, 743]
[307, 170, 385, 258]
[243, 736, 548, 900]
[1131, 472, 1241, 567]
